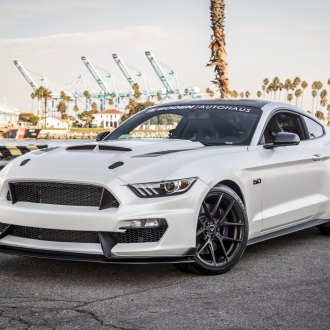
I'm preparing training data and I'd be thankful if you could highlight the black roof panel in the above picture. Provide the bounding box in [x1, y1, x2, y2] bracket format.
[156, 99, 270, 108]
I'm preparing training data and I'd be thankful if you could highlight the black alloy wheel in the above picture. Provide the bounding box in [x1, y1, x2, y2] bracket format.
[177, 184, 248, 275]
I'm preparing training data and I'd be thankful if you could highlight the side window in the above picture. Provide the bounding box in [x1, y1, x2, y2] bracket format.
[303, 116, 324, 139]
[261, 112, 305, 144]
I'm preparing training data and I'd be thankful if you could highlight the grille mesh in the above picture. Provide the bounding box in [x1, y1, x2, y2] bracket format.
[11, 225, 100, 243]
[115, 228, 167, 243]
[8, 181, 119, 208]
[0, 223, 8, 233]
[0, 223, 166, 244]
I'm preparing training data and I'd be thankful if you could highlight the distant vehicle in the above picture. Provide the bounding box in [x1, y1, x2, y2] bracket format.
[0, 99, 329, 275]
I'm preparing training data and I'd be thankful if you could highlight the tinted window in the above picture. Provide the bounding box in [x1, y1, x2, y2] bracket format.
[107, 104, 262, 146]
[303, 116, 324, 139]
[262, 112, 305, 144]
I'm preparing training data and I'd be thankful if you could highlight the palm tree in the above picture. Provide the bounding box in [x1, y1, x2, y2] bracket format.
[72, 105, 79, 121]
[315, 81, 323, 112]
[209, 0, 230, 98]
[256, 90, 262, 98]
[293, 77, 301, 91]
[57, 91, 72, 119]
[311, 89, 318, 114]
[278, 83, 284, 101]
[284, 79, 292, 100]
[320, 89, 328, 112]
[156, 91, 163, 102]
[327, 104, 330, 125]
[300, 81, 308, 108]
[83, 90, 91, 110]
[287, 93, 293, 104]
[245, 91, 251, 98]
[316, 111, 325, 121]
[31, 86, 52, 128]
[294, 89, 303, 106]
[231, 90, 239, 98]
[91, 102, 98, 113]
[133, 83, 142, 100]
[206, 87, 215, 97]
[262, 78, 269, 98]
[272, 77, 280, 100]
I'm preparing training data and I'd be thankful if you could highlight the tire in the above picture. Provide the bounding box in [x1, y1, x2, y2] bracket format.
[176, 184, 248, 275]
[318, 222, 330, 235]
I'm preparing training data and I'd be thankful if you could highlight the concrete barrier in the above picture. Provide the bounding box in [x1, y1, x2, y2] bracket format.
[0, 145, 47, 170]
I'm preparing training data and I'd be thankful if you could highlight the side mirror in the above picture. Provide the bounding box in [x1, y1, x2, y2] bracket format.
[96, 131, 111, 142]
[264, 132, 300, 149]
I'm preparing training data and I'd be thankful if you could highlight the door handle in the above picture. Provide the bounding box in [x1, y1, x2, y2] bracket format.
[312, 154, 322, 162]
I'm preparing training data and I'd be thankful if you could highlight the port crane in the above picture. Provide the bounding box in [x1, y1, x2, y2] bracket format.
[112, 53, 159, 100]
[81, 56, 132, 110]
[81, 56, 112, 103]
[112, 54, 136, 89]
[145, 51, 175, 96]
[13, 60, 39, 91]
[145, 52, 202, 99]
[13, 60, 63, 115]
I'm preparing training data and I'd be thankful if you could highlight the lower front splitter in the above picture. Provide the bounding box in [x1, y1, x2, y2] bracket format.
[0, 244, 196, 264]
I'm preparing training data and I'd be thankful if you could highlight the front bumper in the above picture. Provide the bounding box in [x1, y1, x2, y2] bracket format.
[0, 178, 209, 261]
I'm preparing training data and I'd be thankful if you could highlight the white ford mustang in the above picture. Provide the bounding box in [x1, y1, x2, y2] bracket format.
[0, 99, 329, 275]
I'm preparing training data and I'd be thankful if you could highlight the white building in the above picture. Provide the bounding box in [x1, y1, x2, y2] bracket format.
[39, 116, 69, 129]
[93, 109, 123, 128]
[0, 99, 20, 126]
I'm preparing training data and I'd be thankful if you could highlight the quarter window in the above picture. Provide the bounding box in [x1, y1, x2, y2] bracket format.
[303, 117, 324, 139]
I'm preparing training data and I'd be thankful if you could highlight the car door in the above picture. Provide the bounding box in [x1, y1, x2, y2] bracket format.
[257, 110, 327, 231]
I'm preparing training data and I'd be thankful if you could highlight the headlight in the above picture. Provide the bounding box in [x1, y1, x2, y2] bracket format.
[129, 178, 197, 198]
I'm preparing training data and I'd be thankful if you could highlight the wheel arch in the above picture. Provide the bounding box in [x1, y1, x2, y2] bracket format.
[215, 180, 245, 205]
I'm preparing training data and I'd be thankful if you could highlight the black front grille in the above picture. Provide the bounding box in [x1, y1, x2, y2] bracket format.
[8, 181, 119, 209]
[0, 223, 8, 233]
[114, 228, 167, 243]
[0, 224, 167, 244]
[8, 224, 100, 243]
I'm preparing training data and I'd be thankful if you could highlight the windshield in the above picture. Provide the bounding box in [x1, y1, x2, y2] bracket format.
[106, 104, 262, 145]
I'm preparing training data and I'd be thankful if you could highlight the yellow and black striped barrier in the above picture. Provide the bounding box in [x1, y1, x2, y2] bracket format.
[0, 145, 47, 169]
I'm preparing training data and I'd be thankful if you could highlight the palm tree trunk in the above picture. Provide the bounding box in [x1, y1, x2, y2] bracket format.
[209, 0, 231, 98]
[44, 98, 47, 128]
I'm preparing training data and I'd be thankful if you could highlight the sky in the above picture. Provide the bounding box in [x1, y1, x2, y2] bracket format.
[0, 0, 330, 111]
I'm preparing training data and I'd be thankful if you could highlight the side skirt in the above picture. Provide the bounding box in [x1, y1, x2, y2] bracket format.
[247, 219, 330, 246]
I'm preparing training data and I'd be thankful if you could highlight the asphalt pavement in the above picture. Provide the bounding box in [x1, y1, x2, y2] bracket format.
[0, 227, 329, 329]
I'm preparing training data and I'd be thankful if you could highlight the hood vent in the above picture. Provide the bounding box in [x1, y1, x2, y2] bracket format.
[108, 161, 124, 169]
[66, 145, 132, 152]
[20, 159, 31, 166]
[99, 145, 132, 152]
[66, 145, 96, 151]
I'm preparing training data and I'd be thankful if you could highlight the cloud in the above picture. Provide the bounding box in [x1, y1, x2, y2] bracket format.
[0, 25, 170, 56]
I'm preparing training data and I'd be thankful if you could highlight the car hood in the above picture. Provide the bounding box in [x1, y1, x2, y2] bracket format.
[2, 139, 247, 184]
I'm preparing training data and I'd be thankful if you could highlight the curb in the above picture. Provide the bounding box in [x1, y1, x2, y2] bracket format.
[0, 145, 48, 159]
